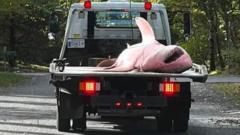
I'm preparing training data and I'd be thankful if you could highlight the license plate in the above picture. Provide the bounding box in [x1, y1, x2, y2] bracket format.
[67, 39, 85, 48]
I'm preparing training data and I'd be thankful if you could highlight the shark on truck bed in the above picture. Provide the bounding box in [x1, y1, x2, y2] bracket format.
[97, 17, 193, 73]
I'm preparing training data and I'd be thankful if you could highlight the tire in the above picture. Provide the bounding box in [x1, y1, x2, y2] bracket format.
[156, 113, 172, 132]
[56, 108, 70, 132]
[173, 119, 188, 132]
[173, 108, 189, 132]
[72, 108, 87, 131]
[56, 90, 71, 132]
[72, 118, 86, 131]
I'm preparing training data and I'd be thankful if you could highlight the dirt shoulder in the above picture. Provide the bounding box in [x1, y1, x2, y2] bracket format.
[206, 83, 240, 110]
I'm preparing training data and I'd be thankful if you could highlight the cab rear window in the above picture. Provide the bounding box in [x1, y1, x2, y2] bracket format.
[95, 11, 140, 28]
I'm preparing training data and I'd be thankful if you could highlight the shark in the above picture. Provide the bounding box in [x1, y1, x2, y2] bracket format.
[97, 17, 192, 73]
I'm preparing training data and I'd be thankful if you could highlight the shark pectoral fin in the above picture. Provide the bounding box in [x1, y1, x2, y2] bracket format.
[135, 17, 156, 43]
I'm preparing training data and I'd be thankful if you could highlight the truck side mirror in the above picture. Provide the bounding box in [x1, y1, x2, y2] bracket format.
[183, 12, 191, 41]
[48, 13, 59, 40]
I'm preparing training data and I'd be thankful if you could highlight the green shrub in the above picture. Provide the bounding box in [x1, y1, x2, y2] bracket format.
[222, 48, 240, 74]
[0, 72, 28, 87]
[181, 35, 209, 66]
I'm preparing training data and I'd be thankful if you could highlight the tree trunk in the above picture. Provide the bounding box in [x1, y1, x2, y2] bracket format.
[8, 13, 16, 67]
[239, 0, 240, 10]
[207, 0, 217, 71]
[216, 33, 225, 69]
[214, 10, 225, 69]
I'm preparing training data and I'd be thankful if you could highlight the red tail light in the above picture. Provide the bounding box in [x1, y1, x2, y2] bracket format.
[161, 82, 180, 96]
[84, 0, 91, 9]
[115, 101, 122, 108]
[144, 2, 152, 10]
[79, 78, 100, 95]
[126, 102, 132, 108]
[136, 102, 143, 108]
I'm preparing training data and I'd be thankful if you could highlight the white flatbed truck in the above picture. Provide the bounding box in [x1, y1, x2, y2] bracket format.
[49, 0, 208, 132]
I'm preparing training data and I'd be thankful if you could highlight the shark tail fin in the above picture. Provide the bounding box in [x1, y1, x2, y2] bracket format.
[135, 17, 156, 43]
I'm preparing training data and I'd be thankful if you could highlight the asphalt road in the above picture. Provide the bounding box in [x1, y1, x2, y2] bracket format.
[207, 75, 240, 83]
[0, 73, 239, 135]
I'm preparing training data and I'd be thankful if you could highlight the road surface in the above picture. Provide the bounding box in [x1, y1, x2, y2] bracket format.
[207, 75, 240, 83]
[0, 73, 239, 135]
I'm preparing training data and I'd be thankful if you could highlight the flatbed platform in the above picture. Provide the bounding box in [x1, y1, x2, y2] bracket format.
[50, 64, 208, 82]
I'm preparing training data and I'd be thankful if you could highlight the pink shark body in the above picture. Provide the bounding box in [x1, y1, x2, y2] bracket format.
[100, 17, 192, 73]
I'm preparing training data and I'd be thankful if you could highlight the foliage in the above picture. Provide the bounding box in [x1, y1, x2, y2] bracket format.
[0, 0, 239, 73]
[0, 0, 61, 66]
[181, 35, 209, 66]
[0, 72, 28, 87]
[181, 4, 209, 66]
[156, 0, 240, 72]
[222, 48, 240, 74]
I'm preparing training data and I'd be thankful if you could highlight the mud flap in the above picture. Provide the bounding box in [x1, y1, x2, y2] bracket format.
[58, 90, 84, 119]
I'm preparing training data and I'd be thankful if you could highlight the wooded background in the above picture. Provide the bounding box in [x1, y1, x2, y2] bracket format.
[0, 0, 239, 73]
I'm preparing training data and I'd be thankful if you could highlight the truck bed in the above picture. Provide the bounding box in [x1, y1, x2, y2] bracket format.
[50, 64, 208, 82]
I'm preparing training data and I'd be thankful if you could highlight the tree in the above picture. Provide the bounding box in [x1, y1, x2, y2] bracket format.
[0, 0, 61, 66]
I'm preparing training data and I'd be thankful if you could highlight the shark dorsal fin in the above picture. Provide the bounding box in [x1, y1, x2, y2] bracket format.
[135, 17, 156, 43]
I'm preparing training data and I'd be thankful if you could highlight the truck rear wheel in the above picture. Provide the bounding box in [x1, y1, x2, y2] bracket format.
[56, 89, 71, 132]
[173, 118, 188, 132]
[156, 118, 172, 132]
[173, 108, 189, 132]
[156, 113, 172, 132]
[57, 108, 70, 131]
[156, 108, 189, 132]
[72, 111, 87, 131]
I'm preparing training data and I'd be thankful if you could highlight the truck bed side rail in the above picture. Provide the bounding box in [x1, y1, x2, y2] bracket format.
[50, 63, 208, 83]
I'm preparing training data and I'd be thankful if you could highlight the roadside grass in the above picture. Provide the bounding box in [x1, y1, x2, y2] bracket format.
[210, 83, 240, 105]
[17, 64, 49, 72]
[0, 72, 29, 87]
[0, 61, 49, 72]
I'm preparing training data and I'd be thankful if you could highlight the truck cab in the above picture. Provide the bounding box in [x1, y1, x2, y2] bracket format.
[58, 0, 171, 67]
[49, 0, 207, 133]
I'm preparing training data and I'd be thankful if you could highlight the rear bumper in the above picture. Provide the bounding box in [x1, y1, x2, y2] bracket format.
[91, 95, 167, 116]
[98, 109, 161, 117]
